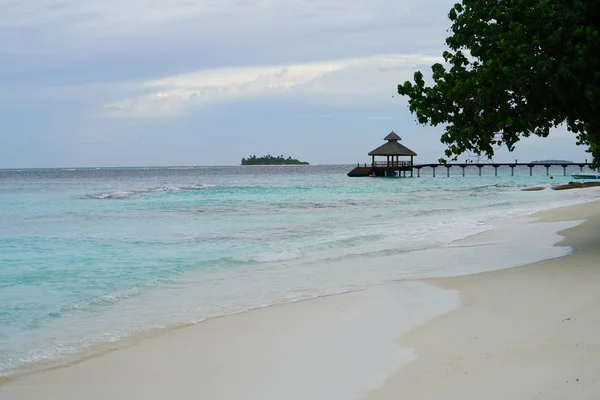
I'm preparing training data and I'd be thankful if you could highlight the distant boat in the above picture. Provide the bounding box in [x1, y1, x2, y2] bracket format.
[571, 173, 600, 179]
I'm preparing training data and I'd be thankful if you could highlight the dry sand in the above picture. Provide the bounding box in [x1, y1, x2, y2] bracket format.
[1, 199, 599, 400]
[364, 200, 600, 400]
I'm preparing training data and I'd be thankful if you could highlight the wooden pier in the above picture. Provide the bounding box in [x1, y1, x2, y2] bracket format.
[348, 131, 596, 177]
[348, 162, 595, 177]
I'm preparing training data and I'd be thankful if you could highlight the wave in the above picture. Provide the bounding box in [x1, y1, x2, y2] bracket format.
[493, 182, 543, 189]
[312, 233, 384, 249]
[88, 190, 139, 199]
[16, 249, 309, 343]
[87, 184, 218, 199]
[247, 249, 303, 263]
[43, 287, 144, 320]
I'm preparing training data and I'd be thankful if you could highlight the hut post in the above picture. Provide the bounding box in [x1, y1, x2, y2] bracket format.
[372, 155, 375, 167]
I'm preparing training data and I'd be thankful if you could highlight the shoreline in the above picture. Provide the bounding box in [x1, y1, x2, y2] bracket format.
[0, 192, 592, 381]
[364, 199, 600, 399]
[0, 287, 387, 384]
[0, 282, 460, 400]
[1, 193, 600, 399]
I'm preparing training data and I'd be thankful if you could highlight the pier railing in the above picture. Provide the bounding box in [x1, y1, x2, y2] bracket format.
[372, 161, 412, 167]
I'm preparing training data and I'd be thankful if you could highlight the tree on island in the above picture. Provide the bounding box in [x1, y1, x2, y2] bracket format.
[397, 0, 600, 167]
[241, 155, 309, 165]
[531, 159, 574, 164]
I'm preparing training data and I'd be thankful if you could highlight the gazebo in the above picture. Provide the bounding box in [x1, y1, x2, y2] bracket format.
[368, 131, 417, 168]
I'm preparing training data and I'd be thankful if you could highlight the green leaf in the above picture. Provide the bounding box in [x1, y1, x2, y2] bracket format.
[395, 0, 600, 165]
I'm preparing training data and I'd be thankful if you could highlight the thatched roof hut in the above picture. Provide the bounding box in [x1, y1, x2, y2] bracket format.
[348, 131, 417, 176]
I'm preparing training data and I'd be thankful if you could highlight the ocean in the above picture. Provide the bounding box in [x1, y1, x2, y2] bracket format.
[0, 164, 598, 375]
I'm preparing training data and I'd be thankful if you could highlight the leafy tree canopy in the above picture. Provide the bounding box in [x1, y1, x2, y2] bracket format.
[398, 0, 600, 166]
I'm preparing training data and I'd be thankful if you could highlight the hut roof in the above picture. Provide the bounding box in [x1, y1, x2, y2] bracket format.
[368, 131, 417, 156]
[384, 131, 401, 141]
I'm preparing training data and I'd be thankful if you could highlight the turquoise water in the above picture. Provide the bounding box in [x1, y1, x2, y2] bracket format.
[0, 164, 598, 374]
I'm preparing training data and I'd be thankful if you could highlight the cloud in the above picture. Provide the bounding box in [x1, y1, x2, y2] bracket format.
[105, 53, 442, 118]
[0, 0, 415, 35]
[0, 0, 454, 73]
[1, 0, 591, 169]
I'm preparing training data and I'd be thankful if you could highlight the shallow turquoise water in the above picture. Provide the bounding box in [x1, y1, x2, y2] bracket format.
[0, 164, 597, 374]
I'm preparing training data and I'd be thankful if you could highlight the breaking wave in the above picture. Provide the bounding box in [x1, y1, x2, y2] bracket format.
[87, 184, 218, 199]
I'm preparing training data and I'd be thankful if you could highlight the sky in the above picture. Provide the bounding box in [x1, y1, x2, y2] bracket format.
[0, 0, 591, 168]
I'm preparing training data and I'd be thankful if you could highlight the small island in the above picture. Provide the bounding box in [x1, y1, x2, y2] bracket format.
[241, 155, 309, 166]
[531, 159, 574, 164]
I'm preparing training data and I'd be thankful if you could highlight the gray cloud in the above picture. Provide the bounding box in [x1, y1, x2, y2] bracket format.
[1, 0, 455, 74]
[2, 0, 587, 168]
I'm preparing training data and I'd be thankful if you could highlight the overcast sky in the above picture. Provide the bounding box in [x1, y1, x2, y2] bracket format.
[0, 0, 590, 168]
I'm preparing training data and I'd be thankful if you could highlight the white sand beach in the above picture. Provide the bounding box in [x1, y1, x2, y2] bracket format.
[365, 199, 600, 399]
[1, 197, 600, 400]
